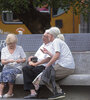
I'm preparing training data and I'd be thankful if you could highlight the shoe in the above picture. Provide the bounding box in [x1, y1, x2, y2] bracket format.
[24, 93, 37, 99]
[48, 92, 65, 100]
[0, 95, 3, 98]
[3, 93, 14, 98]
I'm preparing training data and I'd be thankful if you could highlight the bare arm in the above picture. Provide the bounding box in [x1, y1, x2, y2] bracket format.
[46, 52, 60, 68]
[1, 59, 15, 65]
[28, 56, 34, 62]
[2, 58, 26, 65]
[29, 57, 51, 67]
[36, 57, 51, 66]
[16, 58, 26, 63]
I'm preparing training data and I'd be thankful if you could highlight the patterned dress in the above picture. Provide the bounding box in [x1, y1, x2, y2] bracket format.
[0, 67, 21, 83]
[0, 45, 26, 84]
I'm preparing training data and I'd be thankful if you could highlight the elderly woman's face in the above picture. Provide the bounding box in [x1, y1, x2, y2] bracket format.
[7, 42, 16, 49]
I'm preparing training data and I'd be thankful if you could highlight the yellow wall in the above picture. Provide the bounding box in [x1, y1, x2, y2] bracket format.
[0, 17, 31, 34]
[50, 8, 80, 33]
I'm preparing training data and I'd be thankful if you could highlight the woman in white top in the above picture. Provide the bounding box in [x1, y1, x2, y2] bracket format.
[0, 34, 26, 98]
[46, 27, 75, 70]
[41, 27, 75, 100]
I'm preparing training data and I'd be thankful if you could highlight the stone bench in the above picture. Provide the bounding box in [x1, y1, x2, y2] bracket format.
[60, 51, 90, 86]
[0, 34, 90, 86]
[15, 51, 90, 86]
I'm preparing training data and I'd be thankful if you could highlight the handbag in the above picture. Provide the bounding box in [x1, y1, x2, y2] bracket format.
[31, 56, 38, 63]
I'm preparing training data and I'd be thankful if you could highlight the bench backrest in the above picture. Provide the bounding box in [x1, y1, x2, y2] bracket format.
[0, 34, 90, 52]
[73, 52, 90, 74]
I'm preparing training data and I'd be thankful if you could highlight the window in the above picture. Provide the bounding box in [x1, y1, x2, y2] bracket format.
[52, 8, 65, 16]
[2, 11, 23, 24]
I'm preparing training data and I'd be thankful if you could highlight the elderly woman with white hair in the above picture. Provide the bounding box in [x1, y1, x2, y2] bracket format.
[0, 34, 26, 98]
[42, 27, 65, 57]
[41, 27, 75, 100]
[45, 27, 65, 41]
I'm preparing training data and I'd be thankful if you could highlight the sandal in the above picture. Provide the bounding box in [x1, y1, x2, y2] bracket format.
[0, 95, 3, 98]
[3, 93, 14, 98]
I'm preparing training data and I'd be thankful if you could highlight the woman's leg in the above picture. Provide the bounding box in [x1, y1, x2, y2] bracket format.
[7, 83, 13, 95]
[45, 64, 74, 95]
[2, 68, 21, 95]
[0, 69, 5, 96]
[7, 68, 21, 95]
[0, 83, 4, 95]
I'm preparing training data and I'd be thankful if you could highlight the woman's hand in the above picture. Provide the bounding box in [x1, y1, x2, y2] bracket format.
[1, 59, 15, 65]
[29, 61, 37, 67]
[16, 58, 26, 63]
[8, 59, 15, 63]
[16, 59, 22, 63]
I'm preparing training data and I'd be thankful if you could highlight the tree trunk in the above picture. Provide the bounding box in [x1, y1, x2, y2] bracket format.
[16, 6, 51, 34]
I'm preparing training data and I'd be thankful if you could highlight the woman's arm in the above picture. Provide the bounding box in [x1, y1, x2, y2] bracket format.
[1, 59, 15, 65]
[46, 52, 60, 68]
[16, 58, 26, 63]
[2, 58, 26, 65]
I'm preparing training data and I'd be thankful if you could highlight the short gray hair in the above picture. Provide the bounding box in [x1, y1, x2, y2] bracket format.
[45, 27, 61, 38]
[6, 34, 18, 44]
[57, 34, 65, 41]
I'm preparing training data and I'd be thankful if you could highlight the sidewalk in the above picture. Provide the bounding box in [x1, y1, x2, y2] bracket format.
[0, 98, 47, 100]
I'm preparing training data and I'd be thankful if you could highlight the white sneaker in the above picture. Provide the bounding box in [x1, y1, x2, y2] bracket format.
[3, 93, 14, 98]
[0, 95, 3, 98]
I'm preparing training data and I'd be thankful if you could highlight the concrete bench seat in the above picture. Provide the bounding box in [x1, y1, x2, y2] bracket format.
[60, 74, 90, 86]
[15, 74, 90, 86]
[14, 51, 90, 86]
[60, 51, 90, 86]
